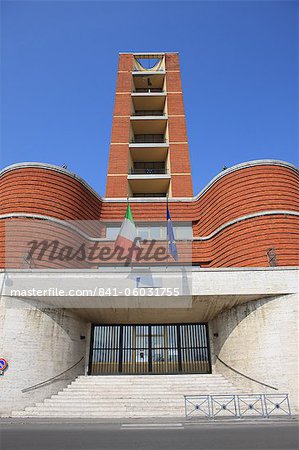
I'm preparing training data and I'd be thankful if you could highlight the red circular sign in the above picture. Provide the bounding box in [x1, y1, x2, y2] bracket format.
[0, 358, 8, 371]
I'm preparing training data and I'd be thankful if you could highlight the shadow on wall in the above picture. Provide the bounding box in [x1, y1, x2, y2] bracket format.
[6, 296, 90, 338]
[210, 295, 279, 364]
[0, 296, 89, 415]
[208, 293, 299, 414]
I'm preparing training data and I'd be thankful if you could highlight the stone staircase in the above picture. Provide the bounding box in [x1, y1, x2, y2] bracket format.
[11, 374, 243, 418]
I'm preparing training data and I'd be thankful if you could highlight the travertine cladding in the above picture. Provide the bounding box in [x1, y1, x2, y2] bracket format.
[1, 161, 298, 267]
[1, 269, 297, 415]
[210, 293, 299, 413]
[0, 297, 88, 415]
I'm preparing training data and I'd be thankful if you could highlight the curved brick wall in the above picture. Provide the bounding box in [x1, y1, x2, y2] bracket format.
[193, 165, 299, 236]
[193, 215, 299, 267]
[0, 167, 102, 221]
[1, 161, 298, 268]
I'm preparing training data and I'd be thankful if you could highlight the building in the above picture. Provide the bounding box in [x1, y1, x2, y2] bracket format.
[0, 52, 298, 418]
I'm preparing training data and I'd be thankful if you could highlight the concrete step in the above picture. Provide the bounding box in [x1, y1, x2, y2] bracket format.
[72, 375, 229, 380]
[70, 379, 228, 387]
[64, 382, 235, 388]
[70, 384, 233, 386]
[53, 389, 233, 395]
[60, 386, 237, 392]
[37, 403, 185, 409]
[61, 386, 238, 391]
[72, 379, 225, 385]
[12, 412, 186, 418]
[69, 380, 232, 385]
[72, 380, 225, 385]
[62, 387, 235, 393]
[27, 401, 183, 406]
[59, 389, 237, 395]
[39, 398, 187, 403]
[24, 405, 186, 412]
[76, 375, 222, 379]
[45, 394, 236, 403]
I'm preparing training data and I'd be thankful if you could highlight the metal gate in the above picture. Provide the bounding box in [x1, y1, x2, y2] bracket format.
[88, 323, 211, 375]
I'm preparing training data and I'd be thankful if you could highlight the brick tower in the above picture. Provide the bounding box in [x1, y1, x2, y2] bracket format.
[105, 52, 193, 198]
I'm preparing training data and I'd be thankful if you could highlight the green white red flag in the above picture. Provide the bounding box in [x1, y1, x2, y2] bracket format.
[115, 203, 139, 259]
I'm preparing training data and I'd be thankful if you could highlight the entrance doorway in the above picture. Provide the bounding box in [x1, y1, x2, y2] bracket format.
[88, 323, 211, 375]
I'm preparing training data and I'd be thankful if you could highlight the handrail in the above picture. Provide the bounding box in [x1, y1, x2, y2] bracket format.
[130, 137, 167, 144]
[22, 356, 84, 393]
[129, 168, 168, 175]
[215, 355, 278, 390]
[132, 69, 165, 73]
[132, 88, 165, 93]
[132, 111, 165, 116]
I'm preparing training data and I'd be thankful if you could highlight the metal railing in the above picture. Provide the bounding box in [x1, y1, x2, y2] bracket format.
[133, 88, 165, 93]
[132, 111, 165, 116]
[130, 135, 167, 144]
[133, 68, 165, 73]
[215, 355, 278, 390]
[22, 356, 85, 392]
[184, 394, 291, 419]
[132, 193, 167, 197]
[129, 168, 168, 175]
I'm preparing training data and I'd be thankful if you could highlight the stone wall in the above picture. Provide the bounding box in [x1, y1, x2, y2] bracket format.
[0, 296, 88, 415]
[210, 293, 298, 413]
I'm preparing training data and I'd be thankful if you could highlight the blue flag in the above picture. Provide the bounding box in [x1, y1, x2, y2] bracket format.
[167, 205, 178, 261]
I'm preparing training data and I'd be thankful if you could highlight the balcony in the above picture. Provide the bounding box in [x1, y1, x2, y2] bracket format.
[129, 134, 169, 159]
[128, 160, 170, 195]
[132, 95, 166, 114]
[133, 66, 165, 72]
[132, 193, 167, 198]
[129, 168, 168, 175]
[128, 177, 170, 197]
[132, 71, 165, 94]
[129, 146, 168, 163]
[130, 114, 167, 135]
[133, 88, 165, 93]
[132, 110, 165, 116]
[130, 134, 166, 144]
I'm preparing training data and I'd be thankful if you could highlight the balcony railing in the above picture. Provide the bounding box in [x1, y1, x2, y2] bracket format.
[132, 88, 165, 93]
[132, 193, 167, 197]
[133, 68, 165, 73]
[132, 110, 165, 116]
[131, 135, 166, 144]
[129, 168, 168, 175]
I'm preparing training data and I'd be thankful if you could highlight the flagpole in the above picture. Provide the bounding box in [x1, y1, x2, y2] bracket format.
[127, 192, 133, 270]
[166, 194, 169, 270]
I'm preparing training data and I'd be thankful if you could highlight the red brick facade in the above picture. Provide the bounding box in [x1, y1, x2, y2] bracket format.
[1, 162, 298, 268]
[106, 52, 193, 198]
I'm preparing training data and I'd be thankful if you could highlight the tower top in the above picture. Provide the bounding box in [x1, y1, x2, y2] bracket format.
[119, 52, 178, 55]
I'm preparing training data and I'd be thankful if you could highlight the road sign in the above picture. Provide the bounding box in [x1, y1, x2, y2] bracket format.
[0, 358, 8, 375]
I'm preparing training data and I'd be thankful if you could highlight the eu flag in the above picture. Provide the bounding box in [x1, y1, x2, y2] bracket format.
[167, 205, 178, 261]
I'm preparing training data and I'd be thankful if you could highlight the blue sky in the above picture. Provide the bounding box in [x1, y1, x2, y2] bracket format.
[1, 0, 298, 196]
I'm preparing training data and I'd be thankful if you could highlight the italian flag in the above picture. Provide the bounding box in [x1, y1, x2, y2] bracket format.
[115, 203, 139, 259]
